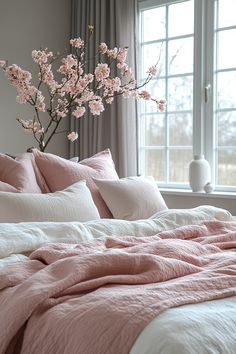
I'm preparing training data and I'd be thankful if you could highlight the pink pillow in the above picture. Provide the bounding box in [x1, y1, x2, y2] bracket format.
[0, 181, 18, 192]
[0, 153, 43, 193]
[32, 149, 119, 218]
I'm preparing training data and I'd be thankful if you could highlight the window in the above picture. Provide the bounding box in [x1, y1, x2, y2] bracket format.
[138, 0, 236, 191]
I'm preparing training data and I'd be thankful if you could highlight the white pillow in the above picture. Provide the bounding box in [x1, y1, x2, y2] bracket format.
[93, 176, 168, 221]
[0, 181, 100, 223]
[69, 156, 79, 162]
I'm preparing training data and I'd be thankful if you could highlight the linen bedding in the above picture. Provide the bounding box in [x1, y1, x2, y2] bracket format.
[0, 205, 236, 354]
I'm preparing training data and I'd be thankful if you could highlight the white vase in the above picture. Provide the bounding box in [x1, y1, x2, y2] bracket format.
[189, 155, 211, 192]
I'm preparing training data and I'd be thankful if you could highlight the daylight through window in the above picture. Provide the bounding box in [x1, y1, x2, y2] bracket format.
[138, 0, 236, 191]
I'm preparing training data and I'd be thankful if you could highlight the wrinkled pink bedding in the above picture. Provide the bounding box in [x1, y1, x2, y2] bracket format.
[0, 220, 236, 354]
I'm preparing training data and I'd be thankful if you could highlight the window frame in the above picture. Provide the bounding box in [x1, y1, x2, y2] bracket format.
[138, 0, 236, 192]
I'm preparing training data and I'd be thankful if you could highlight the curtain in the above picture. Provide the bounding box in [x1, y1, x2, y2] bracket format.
[70, 0, 138, 177]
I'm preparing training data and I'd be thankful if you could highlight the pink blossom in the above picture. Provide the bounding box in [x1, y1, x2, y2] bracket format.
[157, 99, 166, 112]
[106, 97, 114, 104]
[57, 98, 68, 107]
[121, 64, 132, 77]
[103, 77, 121, 92]
[32, 50, 52, 65]
[6, 64, 32, 83]
[70, 38, 84, 49]
[18, 119, 44, 133]
[58, 54, 78, 75]
[28, 86, 37, 96]
[78, 78, 89, 89]
[30, 91, 45, 112]
[56, 109, 68, 118]
[77, 89, 96, 105]
[64, 54, 78, 68]
[95, 63, 110, 82]
[122, 90, 131, 98]
[147, 66, 157, 76]
[54, 98, 69, 118]
[0, 60, 6, 67]
[122, 84, 138, 99]
[123, 79, 136, 92]
[48, 80, 59, 93]
[139, 90, 151, 100]
[99, 43, 108, 54]
[35, 102, 45, 112]
[117, 48, 127, 67]
[39, 63, 54, 84]
[36, 101, 46, 112]
[73, 106, 86, 118]
[89, 99, 104, 115]
[107, 48, 118, 59]
[67, 131, 78, 141]
[14, 84, 37, 104]
[85, 73, 94, 83]
[4, 64, 37, 105]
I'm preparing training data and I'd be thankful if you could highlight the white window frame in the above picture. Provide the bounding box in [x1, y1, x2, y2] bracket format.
[138, 0, 236, 192]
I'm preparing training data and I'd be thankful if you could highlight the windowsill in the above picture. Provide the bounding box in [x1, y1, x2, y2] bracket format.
[159, 188, 236, 199]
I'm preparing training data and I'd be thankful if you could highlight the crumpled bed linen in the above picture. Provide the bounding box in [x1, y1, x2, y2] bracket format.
[0, 218, 236, 354]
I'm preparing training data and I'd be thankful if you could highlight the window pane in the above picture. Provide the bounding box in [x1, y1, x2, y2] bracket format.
[218, 111, 236, 146]
[169, 149, 192, 183]
[168, 76, 193, 111]
[218, 0, 236, 28]
[168, 0, 194, 37]
[143, 149, 165, 181]
[169, 113, 193, 145]
[168, 37, 193, 75]
[142, 43, 166, 78]
[143, 7, 166, 42]
[217, 29, 236, 69]
[217, 71, 236, 109]
[143, 114, 165, 146]
[217, 150, 236, 185]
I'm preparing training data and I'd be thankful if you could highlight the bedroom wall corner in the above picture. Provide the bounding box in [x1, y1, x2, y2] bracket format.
[0, 0, 72, 158]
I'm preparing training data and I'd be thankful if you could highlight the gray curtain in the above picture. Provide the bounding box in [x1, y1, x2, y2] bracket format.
[70, 0, 138, 177]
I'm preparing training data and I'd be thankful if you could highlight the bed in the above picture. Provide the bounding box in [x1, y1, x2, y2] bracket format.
[1, 205, 236, 354]
[0, 149, 236, 353]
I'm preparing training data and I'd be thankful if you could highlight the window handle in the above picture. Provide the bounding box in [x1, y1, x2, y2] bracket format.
[204, 84, 211, 103]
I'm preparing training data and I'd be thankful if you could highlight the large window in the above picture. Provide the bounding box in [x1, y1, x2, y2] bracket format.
[138, 0, 236, 191]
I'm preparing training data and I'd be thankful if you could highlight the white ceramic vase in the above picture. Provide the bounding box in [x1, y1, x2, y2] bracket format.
[189, 155, 211, 192]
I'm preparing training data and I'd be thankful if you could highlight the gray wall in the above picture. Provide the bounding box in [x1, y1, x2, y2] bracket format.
[0, 0, 71, 157]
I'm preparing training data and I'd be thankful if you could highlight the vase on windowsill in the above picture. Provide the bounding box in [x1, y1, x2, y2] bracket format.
[189, 155, 211, 192]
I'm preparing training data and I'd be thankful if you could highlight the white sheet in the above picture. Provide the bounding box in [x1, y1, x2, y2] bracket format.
[131, 297, 236, 354]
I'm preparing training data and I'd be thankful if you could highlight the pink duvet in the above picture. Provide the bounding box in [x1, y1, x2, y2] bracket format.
[0, 220, 236, 354]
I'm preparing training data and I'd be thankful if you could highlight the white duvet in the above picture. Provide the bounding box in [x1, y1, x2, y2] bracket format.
[0, 205, 235, 354]
[0, 205, 232, 259]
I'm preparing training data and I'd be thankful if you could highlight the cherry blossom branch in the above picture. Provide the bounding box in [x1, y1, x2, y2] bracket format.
[0, 25, 165, 151]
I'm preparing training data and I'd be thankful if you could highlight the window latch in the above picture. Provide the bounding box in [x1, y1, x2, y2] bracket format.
[204, 84, 211, 103]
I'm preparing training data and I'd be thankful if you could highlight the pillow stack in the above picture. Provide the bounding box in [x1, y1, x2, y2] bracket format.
[0, 149, 167, 222]
[31, 149, 119, 218]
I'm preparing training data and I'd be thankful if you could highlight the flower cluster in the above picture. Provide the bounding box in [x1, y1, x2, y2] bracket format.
[0, 27, 165, 152]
